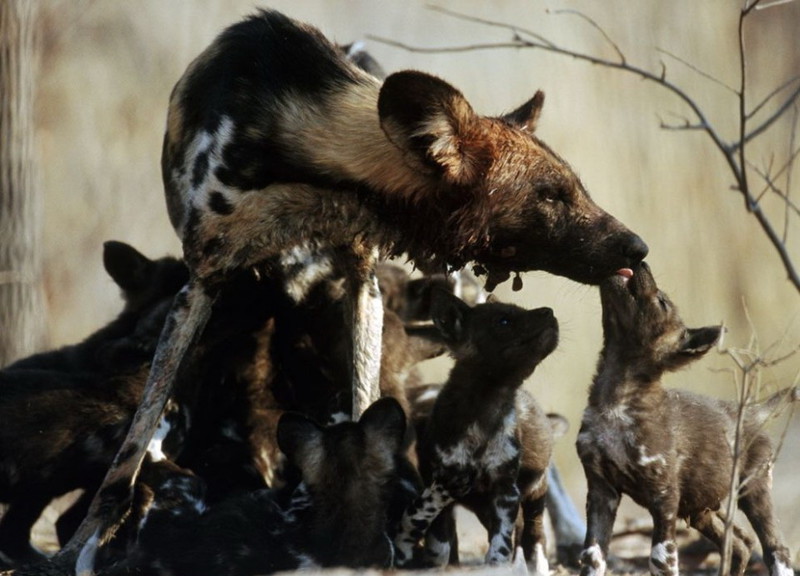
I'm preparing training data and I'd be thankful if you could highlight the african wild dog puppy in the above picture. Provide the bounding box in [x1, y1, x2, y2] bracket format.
[125, 398, 408, 576]
[67, 9, 648, 567]
[577, 262, 797, 576]
[394, 289, 559, 570]
[406, 381, 569, 569]
[0, 242, 186, 567]
[5, 241, 188, 374]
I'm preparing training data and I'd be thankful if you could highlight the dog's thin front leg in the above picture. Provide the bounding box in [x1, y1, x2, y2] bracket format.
[394, 482, 454, 567]
[485, 479, 521, 565]
[342, 245, 382, 419]
[60, 280, 215, 576]
[580, 474, 620, 576]
[648, 500, 679, 576]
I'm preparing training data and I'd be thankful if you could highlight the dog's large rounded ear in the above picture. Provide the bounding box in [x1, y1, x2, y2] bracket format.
[430, 287, 471, 344]
[679, 326, 723, 357]
[501, 90, 545, 133]
[277, 412, 323, 469]
[103, 240, 153, 293]
[360, 397, 406, 453]
[378, 70, 489, 186]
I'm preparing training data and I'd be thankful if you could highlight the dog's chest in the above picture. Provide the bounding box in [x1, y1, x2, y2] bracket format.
[434, 409, 520, 486]
[577, 403, 668, 481]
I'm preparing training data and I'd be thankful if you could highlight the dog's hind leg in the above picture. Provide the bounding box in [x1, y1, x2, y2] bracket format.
[57, 279, 215, 576]
[690, 509, 751, 576]
[738, 473, 793, 576]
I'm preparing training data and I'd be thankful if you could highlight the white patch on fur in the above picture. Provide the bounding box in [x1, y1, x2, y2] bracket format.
[416, 388, 441, 404]
[147, 414, 171, 462]
[75, 528, 101, 576]
[512, 546, 531, 575]
[638, 445, 666, 468]
[294, 553, 318, 569]
[771, 555, 793, 576]
[531, 542, 549, 576]
[424, 532, 451, 566]
[649, 541, 678, 576]
[280, 245, 335, 303]
[327, 411, 350, 424]
[437, 409, 518, 475]
[173, 116, 236, 235]
[580, 544, 606, 576]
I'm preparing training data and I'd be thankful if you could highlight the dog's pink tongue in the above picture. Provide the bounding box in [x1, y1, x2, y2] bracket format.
[617, 268, 634, 279]
[616, 268, 634, 284]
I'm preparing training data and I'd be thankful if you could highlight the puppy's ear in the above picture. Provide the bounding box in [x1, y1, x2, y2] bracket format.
[430, 288, 471, 344]
[103, 240, 153, 293]
[680, 326, 722, 357]
[360, 397, 406, 453]
[378, 71, 490, 187]
[277, 412, 323, 470]
[501, 90, 545, 133]
[546, 412, 570, 440]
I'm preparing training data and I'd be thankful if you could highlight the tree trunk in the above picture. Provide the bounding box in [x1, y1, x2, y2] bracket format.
[0, 0, 45, 367]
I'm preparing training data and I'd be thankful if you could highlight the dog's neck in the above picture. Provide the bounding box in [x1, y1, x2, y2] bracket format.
[588, 346, 663, 408]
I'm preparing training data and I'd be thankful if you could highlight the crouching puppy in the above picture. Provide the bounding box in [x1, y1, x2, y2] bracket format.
[577, 262, 796, 576]
[394, 290, 559, 570]
[127, 397, 408, 575]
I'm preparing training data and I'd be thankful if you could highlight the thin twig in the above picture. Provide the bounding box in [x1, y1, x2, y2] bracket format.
[657, 48, 738, 95]
[550, 9, 626, 64]
[746, 75, 800, 120]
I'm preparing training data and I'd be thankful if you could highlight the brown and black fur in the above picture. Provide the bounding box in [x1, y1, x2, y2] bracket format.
[576, 262, 796, 576]
[125, 398, 409, 576]
[65, 10, 648, 570]
[0, 242, 186, 568]
[394, 290, 559, 569]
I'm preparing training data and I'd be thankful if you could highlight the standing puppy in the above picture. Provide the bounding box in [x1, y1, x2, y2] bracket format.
[577, 262, 796, 576]
[66, 9, 648, 570]
[395, 290, 558, 570]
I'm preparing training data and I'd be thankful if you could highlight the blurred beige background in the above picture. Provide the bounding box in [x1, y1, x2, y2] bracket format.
[29, 0, 800, 561]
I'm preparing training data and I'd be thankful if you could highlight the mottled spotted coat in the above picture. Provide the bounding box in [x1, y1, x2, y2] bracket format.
[127, 398, 409, 576]
[577, 262, 796, 576]
[394, 290, 558, 569]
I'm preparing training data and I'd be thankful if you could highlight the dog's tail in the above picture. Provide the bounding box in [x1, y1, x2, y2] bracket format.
[746, 386, 799, 427]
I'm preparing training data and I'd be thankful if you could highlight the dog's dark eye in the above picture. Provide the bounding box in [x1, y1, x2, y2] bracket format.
[538, 185, 564, 204]
[498, 316, 511, 326]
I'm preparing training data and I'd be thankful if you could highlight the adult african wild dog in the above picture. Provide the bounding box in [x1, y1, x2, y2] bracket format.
[577, 262, 796, 576]
[64, 9, 647, 571]
[395, 290, 559, 570]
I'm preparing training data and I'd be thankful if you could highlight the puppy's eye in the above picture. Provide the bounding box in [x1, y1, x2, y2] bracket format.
[498, 316, 511, 326]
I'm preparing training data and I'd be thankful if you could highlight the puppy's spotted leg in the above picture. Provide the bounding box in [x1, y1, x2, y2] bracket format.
[485, 479, 521, 565]
[394, 482, 454, 567]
